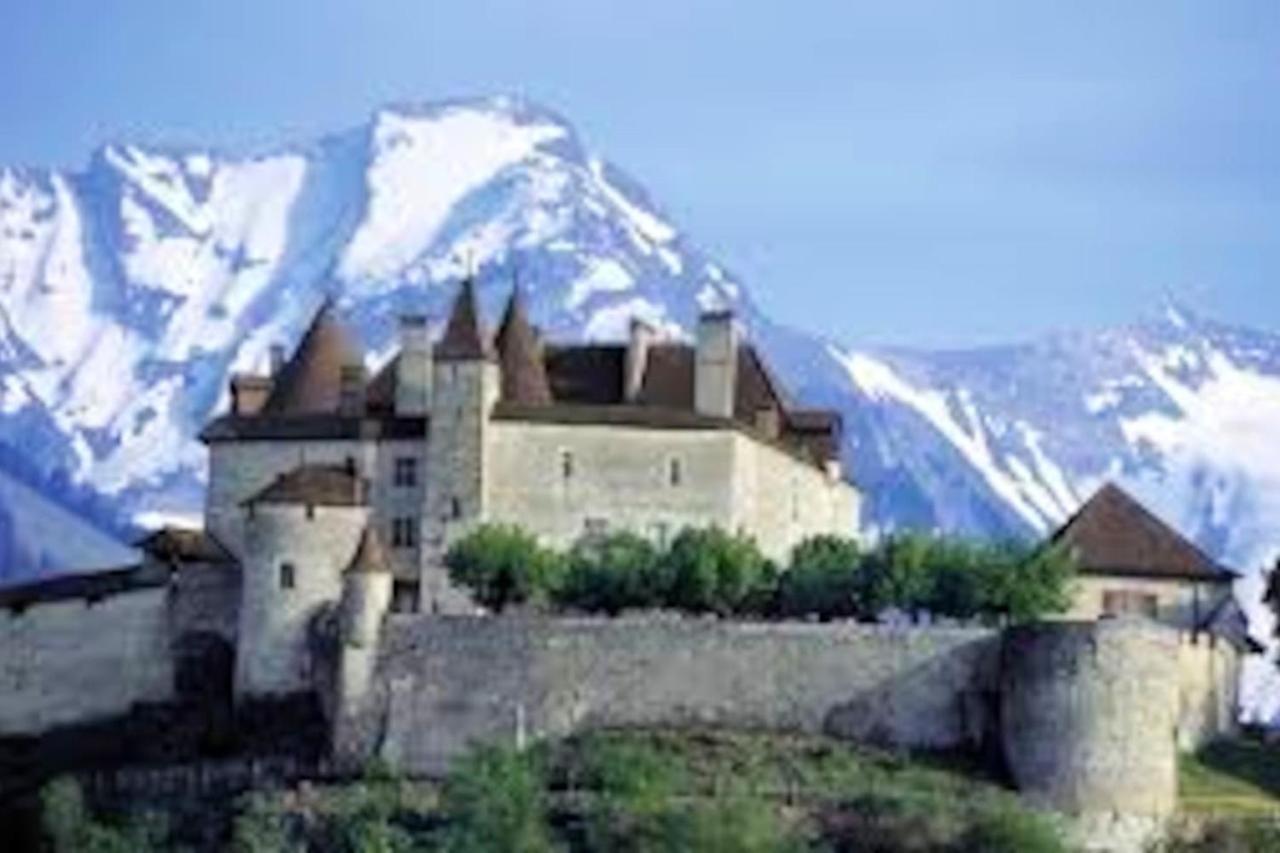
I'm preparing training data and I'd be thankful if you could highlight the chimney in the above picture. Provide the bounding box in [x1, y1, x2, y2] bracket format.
[269, 344, 286, 376]
[395, 314, 432, 415]
[624, 317, 656, 402]
[338, 363, 367, 416]
[230, 375, 272, 416]
[695, 310, 739, 419]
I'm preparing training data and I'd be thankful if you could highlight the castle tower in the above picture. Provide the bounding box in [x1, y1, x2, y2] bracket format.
[422, 279, 499, 612]
[333, 525, 394, 766]
[234, 464, 369, 699]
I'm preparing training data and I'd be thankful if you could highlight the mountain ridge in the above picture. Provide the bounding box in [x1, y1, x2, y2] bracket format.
[0, 95, 1276, 606]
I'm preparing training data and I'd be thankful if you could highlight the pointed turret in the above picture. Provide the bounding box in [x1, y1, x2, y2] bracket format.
[345, 525, 392, 575]
[436, 278, 493, 361]
[495, 288, 552, 405]
[262, 299, 363, 415]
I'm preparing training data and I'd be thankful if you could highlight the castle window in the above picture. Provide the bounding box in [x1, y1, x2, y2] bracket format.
[394, 457, 419, 488]
[668, 458, 683, 487]
[561, 450, 574, 480]
[1102, 590, 1158, 619]
[450, 496, 463, 520]
[391, 517, 418, 549]
[583, 517, 608, 540]
[279, 562, 296, 590]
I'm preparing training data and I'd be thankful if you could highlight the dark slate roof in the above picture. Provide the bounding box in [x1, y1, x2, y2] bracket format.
[135, 527, 234, 565]
[495, 289, 552, 405]
[244, 463, 368, 507]
[202, 283, 844, 473]
[436, 278, 492, 361]
[346, 525, 392, 574]
[261, 301, 363, 415]
[1052, 483, 1233, 583]
[0, 563, 169, 611]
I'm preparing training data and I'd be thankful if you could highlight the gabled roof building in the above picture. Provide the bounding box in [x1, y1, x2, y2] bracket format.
[1053, 483, 1243, 639]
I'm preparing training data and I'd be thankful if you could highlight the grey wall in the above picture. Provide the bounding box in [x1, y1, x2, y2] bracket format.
[366, 616, 1000, 776]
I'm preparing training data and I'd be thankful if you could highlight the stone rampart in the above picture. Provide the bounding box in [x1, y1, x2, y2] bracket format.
[0, 587, 174, 736]
[367, 615, 1001, 776]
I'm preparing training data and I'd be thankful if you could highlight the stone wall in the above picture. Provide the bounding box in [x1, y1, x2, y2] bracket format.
[730, 432, 859, 560]
[486, 422, 858, 561]
[0, 587, 174, 735]
[1177, 633, 1240, 751]
[364, 616, 1000, 776]
[1000, 620, 1180, 819]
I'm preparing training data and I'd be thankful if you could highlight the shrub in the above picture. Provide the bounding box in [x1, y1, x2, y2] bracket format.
[778, 535, 862, 620]
[664, 527, 772, 616]
[438, 744, 557, 853]
[40, 776, 167, 853]
[557, 532, 665, 615]
[445, 524, 565, 613]
[979, 541, 1076, 624]
[855, 533, 937, 620]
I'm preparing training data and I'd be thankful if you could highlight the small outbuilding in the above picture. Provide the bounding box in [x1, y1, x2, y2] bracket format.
[1051, 483, 1243, 639]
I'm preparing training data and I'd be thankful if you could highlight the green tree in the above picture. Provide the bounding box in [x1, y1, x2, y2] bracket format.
[439, 744, 557, 853]
[664, 527, 771, 616]
[778, 535, 861, 620]
[445, 524, 564, 613]
[855, 533, 936, 619]
[557, 531, 664, 615]
[980, 540, 1076, 624]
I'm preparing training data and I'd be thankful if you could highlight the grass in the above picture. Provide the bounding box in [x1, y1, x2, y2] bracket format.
[1180, 739, 1280, 817]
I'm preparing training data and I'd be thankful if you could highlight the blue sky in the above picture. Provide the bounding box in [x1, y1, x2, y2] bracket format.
[2, 1, 1276, 347]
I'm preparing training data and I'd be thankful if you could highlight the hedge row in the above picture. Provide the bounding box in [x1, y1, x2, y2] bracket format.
[445, 524, 1076, 625]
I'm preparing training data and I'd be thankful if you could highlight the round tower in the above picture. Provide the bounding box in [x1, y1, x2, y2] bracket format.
[1000, 619, 1180, 822]
[333, 525, 394, 767]
[235, 464, 369, 700]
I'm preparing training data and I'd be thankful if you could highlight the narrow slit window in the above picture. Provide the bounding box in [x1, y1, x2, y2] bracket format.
[279, 562, 296, 590]
[561, 450, 574, 480]
[668, 458, 683, 487]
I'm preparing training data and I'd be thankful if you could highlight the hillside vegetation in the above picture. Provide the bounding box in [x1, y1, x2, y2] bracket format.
[39, 729, 1066, 852]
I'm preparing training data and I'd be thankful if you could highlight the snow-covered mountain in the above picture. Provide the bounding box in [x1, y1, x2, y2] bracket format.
[1, 96, 1277, 613]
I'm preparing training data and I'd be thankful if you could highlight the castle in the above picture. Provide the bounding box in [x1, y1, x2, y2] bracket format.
[198, 279, 858, 696]
[0, 280, 1250, 852]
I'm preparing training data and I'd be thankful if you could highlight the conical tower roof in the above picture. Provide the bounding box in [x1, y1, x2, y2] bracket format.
[262, 300, 363, 415]
[436, 278, 493, 361]
[346, 525, 392, 575]
[495, 288, 552, 405]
